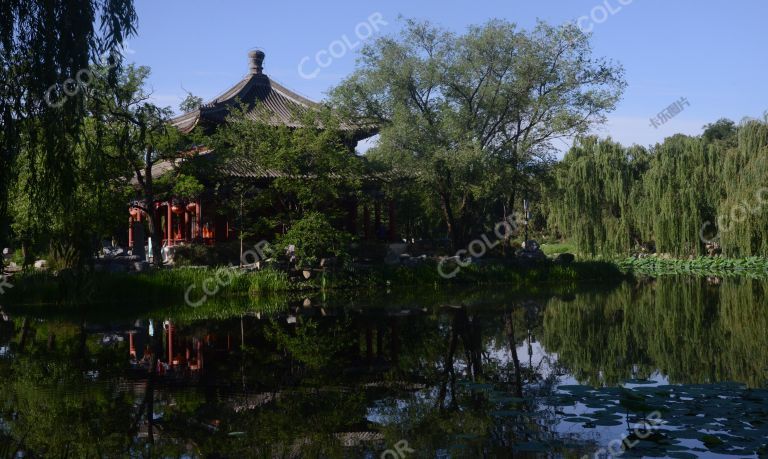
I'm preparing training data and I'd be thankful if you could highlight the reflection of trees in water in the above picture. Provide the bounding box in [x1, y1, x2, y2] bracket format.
[0, 290, 613, 457]
[373, 302, 597, 457]
[0, 321, 138, 457]
[543, 277, 768, 386]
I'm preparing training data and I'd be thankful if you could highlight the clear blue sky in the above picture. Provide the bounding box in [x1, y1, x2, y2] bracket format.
[129, 0, 768, 152]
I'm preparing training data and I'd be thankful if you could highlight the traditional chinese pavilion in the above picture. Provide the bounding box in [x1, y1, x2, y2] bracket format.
[128, 50, 391, 251]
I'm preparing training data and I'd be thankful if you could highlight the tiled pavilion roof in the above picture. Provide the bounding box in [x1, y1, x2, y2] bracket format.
[169, 50, 376, 141]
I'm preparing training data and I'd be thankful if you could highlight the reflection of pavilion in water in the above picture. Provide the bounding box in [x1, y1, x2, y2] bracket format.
[126, 307, 416, 379]
[119, 306, 424, 453]
[128, 320, 209, 376]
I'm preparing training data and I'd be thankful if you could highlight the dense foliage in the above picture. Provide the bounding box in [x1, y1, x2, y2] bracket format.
[4, 8, 765, 273]
[331, 19, 625, 249]
[545, 118, 768, 257]
[1, 0, 137, 259]
[278, 212, 351, 266]
[210, 105, 362, 243]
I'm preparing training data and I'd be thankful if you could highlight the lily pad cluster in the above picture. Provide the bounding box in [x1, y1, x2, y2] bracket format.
[619, 256, 768, 278]
[549, 381, 768, 456]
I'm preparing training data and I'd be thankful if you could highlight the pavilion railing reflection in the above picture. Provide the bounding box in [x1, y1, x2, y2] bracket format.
[123, 305, 417, 381]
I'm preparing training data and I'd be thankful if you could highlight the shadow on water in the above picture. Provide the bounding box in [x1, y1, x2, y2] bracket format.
[1, 277, 768, 457]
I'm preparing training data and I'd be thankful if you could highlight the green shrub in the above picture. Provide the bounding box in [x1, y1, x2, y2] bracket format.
[10, 249, 25, 266]
[279, 212, 351, 267]
[173, 242, 242, 266]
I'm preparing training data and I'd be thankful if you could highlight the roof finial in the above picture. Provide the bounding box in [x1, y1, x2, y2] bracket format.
[248, 49, 265, 75]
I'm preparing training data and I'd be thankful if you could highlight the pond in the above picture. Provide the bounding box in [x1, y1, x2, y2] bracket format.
[1, 276, 768, 457]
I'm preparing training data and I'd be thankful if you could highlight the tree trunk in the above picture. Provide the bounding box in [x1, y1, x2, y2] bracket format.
[145, 211, 164, 267]
[142, 151, 164, 268]
[18, 317, 30, 351]
[21, 240, 32, 269]
[439, 190, 462, 252]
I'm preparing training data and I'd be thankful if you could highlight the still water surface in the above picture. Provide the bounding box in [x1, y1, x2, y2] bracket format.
[1, 277, 767, 458]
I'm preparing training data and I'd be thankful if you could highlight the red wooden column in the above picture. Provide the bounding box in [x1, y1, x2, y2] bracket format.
[128, 331, 136, 359]
[197, 339, 203, 371]
[184, 207, 190, 242]
[176, 208, 183, 242]
[166, 203, 173, 247]
[128, 214, 134, 248]
[137, 210, 143, 242]
[197, 200, 202, 241]
[166, 321, 174, 365]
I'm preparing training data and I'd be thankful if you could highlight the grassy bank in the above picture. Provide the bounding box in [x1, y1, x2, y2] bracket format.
[2, 260, 627, 307]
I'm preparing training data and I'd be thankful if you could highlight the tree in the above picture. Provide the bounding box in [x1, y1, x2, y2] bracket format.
[545, 118, 768, 258]
[211, 105, 363, 238]
[89, 64, 186, 266]
[546, 137, 647, 257]
[331, 19, 625, 249]
[716, 120, 768, 256]
[0, 0, 137, 254]
[179, 92, 203, 113]
[9, 106, 133, 269]
[702, 118, 737, 144]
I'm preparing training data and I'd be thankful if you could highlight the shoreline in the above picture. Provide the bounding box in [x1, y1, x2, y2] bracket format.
[6, 256, 768, 311]
[2, 260, 625, 307]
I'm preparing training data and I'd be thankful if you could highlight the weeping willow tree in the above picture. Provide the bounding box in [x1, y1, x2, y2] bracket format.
[0, 0, 137, 262]
[636, 134, 724, 256]
[9, 114, 134, 267]
[716, 121, 768, 256]
[546, 137, 646, 257]
[546, 119, 768, 258]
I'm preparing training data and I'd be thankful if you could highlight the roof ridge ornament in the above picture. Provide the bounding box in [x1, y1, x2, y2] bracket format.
[248, 49, 265, 75]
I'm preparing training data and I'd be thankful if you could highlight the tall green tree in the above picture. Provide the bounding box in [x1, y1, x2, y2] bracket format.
[1, 0, 137, 256]
[716, 121, 768, 256]
[637, 134, 723, 256]
[546, 137, 647, 256]
[545, 119, 768, 258]
[211, 105, 363, 237]
[331, 19, 625, 249]
[90, 64, 186, 266]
